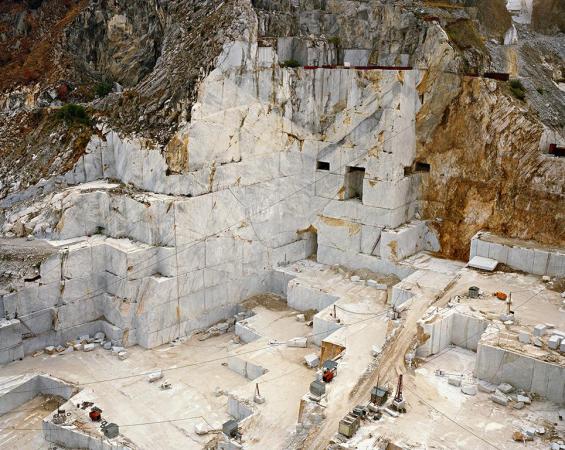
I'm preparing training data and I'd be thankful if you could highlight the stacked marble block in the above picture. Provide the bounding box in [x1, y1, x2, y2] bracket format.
[1, 184, 316, 361]
[0, 233, 271, 357]
[310, 68, 439, 271]
[286, 274, 386, 347]
[286, 277, 342, 346]
[287, 279, 340, 313]
[1, 237, 158, 353]
[70, 44, 434, 276]
[64, 43, 432, 283]
[470, 232, 565, 276]
[66, 131, 295, 199]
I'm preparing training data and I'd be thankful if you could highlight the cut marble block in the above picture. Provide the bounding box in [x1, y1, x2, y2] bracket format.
[468, 256, 498, 271]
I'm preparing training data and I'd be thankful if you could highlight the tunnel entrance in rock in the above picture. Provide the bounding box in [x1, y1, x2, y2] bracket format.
[344, 166, 365, 201]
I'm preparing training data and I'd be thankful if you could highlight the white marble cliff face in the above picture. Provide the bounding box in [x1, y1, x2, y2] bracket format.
[1, 38, 434, 358]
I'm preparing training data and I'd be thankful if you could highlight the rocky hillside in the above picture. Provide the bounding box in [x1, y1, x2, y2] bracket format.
[418, 76, 564, 259]
[1, 0, 564, 259]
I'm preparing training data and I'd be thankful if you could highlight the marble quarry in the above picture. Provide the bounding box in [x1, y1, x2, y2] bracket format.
[1, 41, 438, 362]
[0, 2, 564, 448]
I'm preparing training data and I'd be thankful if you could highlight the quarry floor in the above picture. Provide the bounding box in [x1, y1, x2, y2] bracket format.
[440, 268, 565, 330]
[1, 336, 239, 449]
[0, 395, 57, 449]
[0, 261, 563, 450]
[305, 267, 565, 449]
[0, 302, 317, 450]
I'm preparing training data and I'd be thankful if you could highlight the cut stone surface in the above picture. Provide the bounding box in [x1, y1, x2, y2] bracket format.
[148, 370, 163, 382]
[518, 331, 530, 344]
[287, 337, 307, 348]
[304, 353, 319, 368]
[533, 324, 548, 336]
[194, 422, 211, 435]
[478, 381, 497, 393]
[491, 393, 509, 406]
[0, 7, 563, 448]
[461, 384, 477, 396]
[497, 383, 514, 394]
[467, 256, 498, 271]
[548, 335, 563, 349]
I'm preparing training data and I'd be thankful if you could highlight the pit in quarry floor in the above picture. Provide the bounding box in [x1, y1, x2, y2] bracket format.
[0, 298, 319, 450]
[349, 347, 564, 449]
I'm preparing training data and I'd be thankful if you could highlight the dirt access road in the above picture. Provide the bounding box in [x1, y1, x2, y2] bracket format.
[302, 274, 460, 450]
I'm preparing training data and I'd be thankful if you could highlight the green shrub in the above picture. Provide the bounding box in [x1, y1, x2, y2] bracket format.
[280, 59, 301, 68]
[509, 79, 523, 89]
[94, 80, 113, 98]
[509, 79, 525, 100]
[328, 36, 340, 46]
[55, 104, 91, 125]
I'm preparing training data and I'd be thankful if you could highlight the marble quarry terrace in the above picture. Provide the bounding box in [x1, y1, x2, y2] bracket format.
[0, 2, 564, 450]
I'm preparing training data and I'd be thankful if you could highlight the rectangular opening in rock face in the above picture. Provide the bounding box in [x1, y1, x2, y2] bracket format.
[317, 161, 330, 171]
[415, 161, 431, 172]
[548, 144, 565, 157]
[344, 166, 365, 200]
